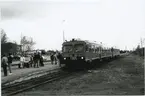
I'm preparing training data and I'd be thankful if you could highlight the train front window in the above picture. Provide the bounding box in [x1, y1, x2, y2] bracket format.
[63, 45, 73, 52]
[74, 44, 84, 52]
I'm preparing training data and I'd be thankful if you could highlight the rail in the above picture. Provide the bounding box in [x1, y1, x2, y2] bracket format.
[2, 68, 73, 96]
[2, 53, 128, 96]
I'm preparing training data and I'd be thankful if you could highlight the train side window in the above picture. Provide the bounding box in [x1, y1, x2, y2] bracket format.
[96, 47, 98, 53]
[94, 48, 96, 53]
[91, 48, 93, 53]
[86, 46, 89, 52]
[92, 45, 94, 52]
[89, 46, 91, 52]
[95, 49, 97, 53]
[91, 48, 93, 52]
[102, 49, 104, 53]
[93, 46, 95, 53]
[88, 45, 92, 52]
[97, 47, 99, 52]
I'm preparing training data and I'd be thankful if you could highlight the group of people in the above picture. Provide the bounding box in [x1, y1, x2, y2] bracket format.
[19, 52, 44, 68]
[1, 52, 45, 77]
[1, 53, 13, 76]
[50, 52, 63, 66]
[50, 52, 57, 65]
[1, 51, 63, 77]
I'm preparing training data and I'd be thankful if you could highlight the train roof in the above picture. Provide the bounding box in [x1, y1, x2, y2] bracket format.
[62, 38, 120, 50]
[63, 39, 102, 46]
[63, 40, 85, 45]
[84, 40, 102, 47]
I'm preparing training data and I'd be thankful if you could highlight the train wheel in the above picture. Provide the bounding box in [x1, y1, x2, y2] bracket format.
[92, 60, 95, 68]
[84, 60, 89, 69]
[95, 59, 101, 68]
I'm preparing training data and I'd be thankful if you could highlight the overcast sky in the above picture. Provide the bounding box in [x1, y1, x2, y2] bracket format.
[0, 0, 145, 50]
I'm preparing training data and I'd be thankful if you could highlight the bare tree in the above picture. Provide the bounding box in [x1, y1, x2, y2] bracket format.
[21, 36, 36, 51]
[1, 29, 7, 44]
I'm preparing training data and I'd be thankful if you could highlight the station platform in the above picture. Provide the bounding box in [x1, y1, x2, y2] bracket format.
[1, 62, 60, 85]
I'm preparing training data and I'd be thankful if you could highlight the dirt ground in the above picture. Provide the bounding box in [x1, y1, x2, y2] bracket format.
[17, 54, 144, 95]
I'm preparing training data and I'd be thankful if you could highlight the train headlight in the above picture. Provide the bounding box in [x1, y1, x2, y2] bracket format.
[64, 58, 66, 60]
[81, 57, 84, 59]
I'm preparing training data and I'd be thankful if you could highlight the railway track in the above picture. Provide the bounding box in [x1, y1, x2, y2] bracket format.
[2, 54, 128, 96]
[2, 68, 73, 96]
[2, 68, 61, 87]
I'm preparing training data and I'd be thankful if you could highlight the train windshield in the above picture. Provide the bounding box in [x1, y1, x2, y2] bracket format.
[63, 45, 73, 52]
[74, 44, 84, 52]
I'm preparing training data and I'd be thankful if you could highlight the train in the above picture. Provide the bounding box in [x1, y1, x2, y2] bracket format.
[60, 39, 120, 68]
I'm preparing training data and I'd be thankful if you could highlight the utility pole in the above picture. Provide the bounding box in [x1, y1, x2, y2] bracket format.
[125, 46, 127, 51]
[20, 32, 23, 55]
[140, 38, 143, 48]
[62, 20, 65, 43]
[143, 38, 145, 47]
[63, 30, 65, 42]
[100, 42, 102, 53]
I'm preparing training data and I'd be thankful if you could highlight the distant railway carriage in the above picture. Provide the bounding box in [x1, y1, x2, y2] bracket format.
[60, 39, 120, 68]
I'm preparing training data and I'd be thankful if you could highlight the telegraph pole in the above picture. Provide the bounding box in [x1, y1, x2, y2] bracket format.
[20, 32, 23, 55]
[140, 38, 143, 48]
[125, 46, 127, 50]
[63, 30, 65, 42]
[62, 20, 65, 43]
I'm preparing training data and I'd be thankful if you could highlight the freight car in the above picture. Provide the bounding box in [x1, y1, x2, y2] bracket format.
[60, 39, 120, 68]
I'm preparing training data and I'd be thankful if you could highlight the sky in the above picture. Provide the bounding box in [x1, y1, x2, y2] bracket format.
[0, 0, 145, 50]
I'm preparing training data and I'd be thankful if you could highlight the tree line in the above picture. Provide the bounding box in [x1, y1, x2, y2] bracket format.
[1, 29, 36, 56]
[133, 45, 144, 57]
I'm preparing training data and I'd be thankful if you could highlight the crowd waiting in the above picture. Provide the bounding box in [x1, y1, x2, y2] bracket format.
[1, 51, 63, 77]
[19, 52, 44, 69]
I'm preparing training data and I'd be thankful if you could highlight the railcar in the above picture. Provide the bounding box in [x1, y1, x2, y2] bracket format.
[60, 39, 120, 68]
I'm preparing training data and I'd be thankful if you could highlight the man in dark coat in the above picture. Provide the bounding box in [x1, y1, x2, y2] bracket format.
[50, 53, 54, 65]
[2, 54, 8, 76]
[33, 53, 37, 68]
[29, 55, 33, 67]
[35, 52, 40, 68]
[8, 53, 13, 74]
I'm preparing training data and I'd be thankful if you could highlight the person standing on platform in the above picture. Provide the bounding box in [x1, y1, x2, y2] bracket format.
[23, 55, 26, 68]
[50, 53, 54, 65]
[20, 55, 24, 68]
[2, 54, 8, 76]
[38, 52, 41, 67]
[19, 55, 23, 68]
[8, 53, 13, 75]
[40, 54, 44, 66]
[57, 52, 63, 67]
[29, 55, 33, 67]
[33, 53, 37, 68]
[35, 52, 40, 68]
[54, 52, 58, 65]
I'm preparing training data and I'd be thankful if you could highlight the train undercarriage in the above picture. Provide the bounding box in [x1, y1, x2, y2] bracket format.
[60, 55, 120, 70]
